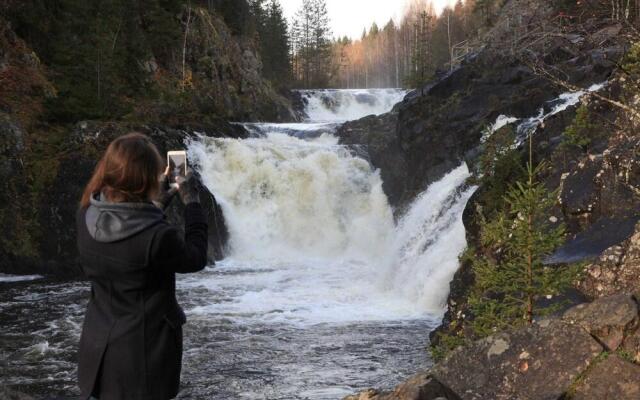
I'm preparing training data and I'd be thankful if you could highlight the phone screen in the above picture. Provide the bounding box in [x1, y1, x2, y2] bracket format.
[167, 151, 187, 186]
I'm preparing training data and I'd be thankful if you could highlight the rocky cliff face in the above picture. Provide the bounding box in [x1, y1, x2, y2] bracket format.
[136, 7, 296, 123]
[0, 4, 282, 276]
[339, 7, 622, 213]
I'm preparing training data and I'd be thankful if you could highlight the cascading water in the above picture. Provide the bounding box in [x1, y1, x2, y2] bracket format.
[0, 88, 474, 400]
[298, 89, 408, 122]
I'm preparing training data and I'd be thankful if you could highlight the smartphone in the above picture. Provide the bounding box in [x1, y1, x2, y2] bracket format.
[167, 150, 187, 188]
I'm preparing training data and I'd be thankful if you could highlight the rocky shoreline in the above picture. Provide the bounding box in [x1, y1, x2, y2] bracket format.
[338, 0, 640, 398]
[345, 224, 640, 400]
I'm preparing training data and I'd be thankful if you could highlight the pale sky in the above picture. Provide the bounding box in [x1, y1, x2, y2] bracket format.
[280, 0, 459, 39]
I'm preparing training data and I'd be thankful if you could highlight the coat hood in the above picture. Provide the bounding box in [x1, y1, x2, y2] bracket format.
[85, 193, 164, 243]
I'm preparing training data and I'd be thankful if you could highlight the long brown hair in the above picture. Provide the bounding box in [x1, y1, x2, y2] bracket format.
[81, 132, 164, 208]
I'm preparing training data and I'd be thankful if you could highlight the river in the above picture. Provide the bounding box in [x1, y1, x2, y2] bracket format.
[0, 89, 475, 399]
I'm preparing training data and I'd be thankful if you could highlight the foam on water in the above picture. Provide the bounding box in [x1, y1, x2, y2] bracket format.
[0, 273, 43, 283]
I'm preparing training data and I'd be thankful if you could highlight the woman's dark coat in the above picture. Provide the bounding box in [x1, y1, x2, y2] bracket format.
[76, 193, 208, 400]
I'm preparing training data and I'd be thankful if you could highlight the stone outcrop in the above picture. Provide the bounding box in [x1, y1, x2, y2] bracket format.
[432, 320, 602, 400]
[346, 294, 640, 400]
[339, 111, 409, 208]
[563, 293, 639, 350]
[558, 128, 640, 234]
[165, 7, 296, 122]
[571, 355, 640, 399]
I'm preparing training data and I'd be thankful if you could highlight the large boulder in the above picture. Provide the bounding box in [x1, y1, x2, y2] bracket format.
[431, 320, 602, 400]
[571, 355, 640, 399]
[563, 293, 639, 350]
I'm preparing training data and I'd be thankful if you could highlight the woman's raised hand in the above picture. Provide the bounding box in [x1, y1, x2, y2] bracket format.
[176, 171, 200, 205]
[154, 167, 179, 210]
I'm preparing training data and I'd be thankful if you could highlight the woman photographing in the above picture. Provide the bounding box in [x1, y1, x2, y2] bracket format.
[76, 132, 208, 400]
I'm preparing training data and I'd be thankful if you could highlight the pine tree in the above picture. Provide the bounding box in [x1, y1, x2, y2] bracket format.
[214, 0, 251, 35]
[291, 0, 332, 88]
[468, 138, 580, 336]
[263, 0, 291, 84]
[407, 10, 433, 87]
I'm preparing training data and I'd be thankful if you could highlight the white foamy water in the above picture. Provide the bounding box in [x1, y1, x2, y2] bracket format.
[0, 273, 43, 283]
[481, 83, 606, 145]
[186, 89, 473, 326]
[299, 89, 408, 122]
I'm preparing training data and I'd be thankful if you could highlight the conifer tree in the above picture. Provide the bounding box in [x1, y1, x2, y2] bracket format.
[468, 138, 580, 336]
[291, 0, 332, 87]
[263, 0, 291, 84]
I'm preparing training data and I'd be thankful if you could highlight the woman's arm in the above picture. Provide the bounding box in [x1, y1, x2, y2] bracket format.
[152, 203, 209, 274]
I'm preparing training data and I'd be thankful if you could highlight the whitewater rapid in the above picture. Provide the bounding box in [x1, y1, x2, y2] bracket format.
[185, 88, 474, 325]
[298, 89, 408, 122]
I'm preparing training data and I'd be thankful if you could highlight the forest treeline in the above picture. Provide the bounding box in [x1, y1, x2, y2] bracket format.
[3, 0, 639, 114]
[289, 0, 494, 88]
[273, 0, 640, 88]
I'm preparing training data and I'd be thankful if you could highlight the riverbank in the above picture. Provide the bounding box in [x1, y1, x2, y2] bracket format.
[341, 0, 640, 398]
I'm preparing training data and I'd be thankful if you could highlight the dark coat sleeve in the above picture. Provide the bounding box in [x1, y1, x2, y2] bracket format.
[151, 203, 210, 274]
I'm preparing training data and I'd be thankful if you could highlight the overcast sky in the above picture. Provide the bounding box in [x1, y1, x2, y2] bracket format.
[279, 0, 459, 39]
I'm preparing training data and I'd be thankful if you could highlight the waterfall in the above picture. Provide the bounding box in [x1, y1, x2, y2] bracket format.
[187, 89, 475, 322]
[482, 83, 606, 145]
[298, 89, 408, 122]
[189, 132, 395, 263]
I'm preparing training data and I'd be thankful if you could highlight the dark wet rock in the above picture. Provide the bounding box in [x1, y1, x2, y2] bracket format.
[355, 93, 377, 106]
[0, 112, 32, 273]
[558, 128, 640, 233]
[571, 355, 640, 399]
[431, 320, 602, 400]
[578, 222, 640, 299]
[289, 90, 308, 121]
[563, 293, 639, 351]
[0, 112, 23, 175]
[547, 216, 639, 264]
[339, 112, 408, 209]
